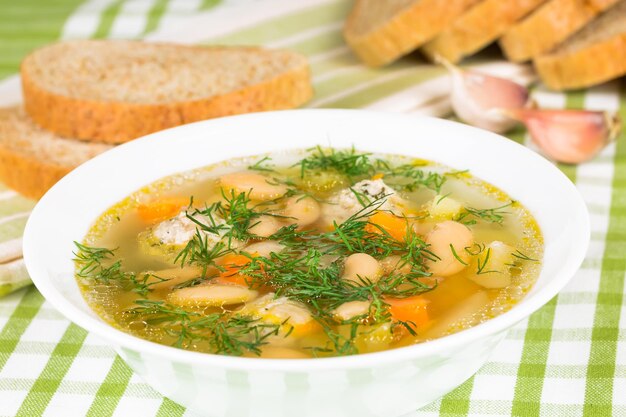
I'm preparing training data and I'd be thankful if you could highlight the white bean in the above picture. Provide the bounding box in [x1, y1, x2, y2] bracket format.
[264, 297, 313, 326]
[342, 253, 382, 284]
[425, 221, 474, 277]
[219, 172, 287, 201]
[168, 284, 257, 307]
[249, 215, 283, 237]
[243, 241, 284, 257]
[283, 196, 321, 227]
[333, 301, 371, 322]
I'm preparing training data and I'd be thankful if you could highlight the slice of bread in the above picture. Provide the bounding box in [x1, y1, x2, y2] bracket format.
[499, 0, 619, 62]
[343, 0, 481, 67]
[21, 40, 313, 144]
[0, 107, 112, 199]
[534, 0, 626, 90]
[421, 0, 548, 63]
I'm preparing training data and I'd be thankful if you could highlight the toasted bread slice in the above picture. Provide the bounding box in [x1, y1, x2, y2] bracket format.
[343, 0, 481, 67]
[422, 0, 548, 63]
[499, 0, 619, 62]
[534, 0, 626, 90]
[21, 40, 313, 144]
[0, 107, 112, 199]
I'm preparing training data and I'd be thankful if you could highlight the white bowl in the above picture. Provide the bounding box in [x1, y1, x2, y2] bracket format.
[23, 109, 589, 417]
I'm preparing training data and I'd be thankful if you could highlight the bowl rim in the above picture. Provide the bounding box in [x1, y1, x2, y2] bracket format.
[23, 109, 590, 371]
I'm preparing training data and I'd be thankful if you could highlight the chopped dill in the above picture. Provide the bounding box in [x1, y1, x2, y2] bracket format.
[125, 300, 282, 355]
[73, 242, 168, 295]
[296, 146, 447, 193]
[511, 250, 539, 262]
[248, 156, 275, 172]
[449, 244, 468, 266]
[475, 248, 499, 275]
[297, 146, 374, 179]
[456, 202, 513, 225]
[75, 146, 542, 358]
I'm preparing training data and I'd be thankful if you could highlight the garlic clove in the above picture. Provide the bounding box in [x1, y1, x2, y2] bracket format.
[504, 108, 621, 164]
[436, 56, 533, 133]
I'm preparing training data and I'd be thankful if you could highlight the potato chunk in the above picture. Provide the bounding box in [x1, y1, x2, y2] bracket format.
[468, 241, 515, 289]
[428, 195, 463, 220]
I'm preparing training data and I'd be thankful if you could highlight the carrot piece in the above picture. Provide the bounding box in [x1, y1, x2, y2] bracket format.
[384, 295, 429, 325]
[219, 254, 253, 272]
[216, 253, 261, 287]
[288, 320, 321, 337]
[366, 211, 408, 241]
[137, 196, 189, 224]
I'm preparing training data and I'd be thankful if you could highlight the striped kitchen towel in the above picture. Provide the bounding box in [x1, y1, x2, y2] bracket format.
[0, 1, 624, 416]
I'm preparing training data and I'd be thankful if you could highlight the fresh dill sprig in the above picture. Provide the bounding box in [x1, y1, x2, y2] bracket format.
[73, 242, 167, 295]
[297, 146, 375, 179]
[382, 164, 447, 193]
[125, 299, 282, 355]
[456, 202, 513, 225]
[73, 242, 117, 278]
[511, 250, 539, 262]
[175, 234, 230, 275]
[248, 156, 275, 172]
[296, 147, 449, 194]
[449, 244, 468, 266]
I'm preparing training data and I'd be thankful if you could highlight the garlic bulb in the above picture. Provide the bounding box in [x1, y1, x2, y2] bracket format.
[437, 57, 533, 133]
[504, 109, 621, 164]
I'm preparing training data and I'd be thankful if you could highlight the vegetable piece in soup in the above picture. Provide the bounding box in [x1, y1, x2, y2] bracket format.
[75, 147, 542, 358]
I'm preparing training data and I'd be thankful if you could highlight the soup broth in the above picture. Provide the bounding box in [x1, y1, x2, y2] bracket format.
[75, 147, 543, 358]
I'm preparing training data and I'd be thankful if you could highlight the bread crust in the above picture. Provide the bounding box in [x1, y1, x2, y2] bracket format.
[422, 0, 548, 63]
[534, 34, 626, 90]
[0, 146, 70, 200]
[21, 46, 313, 144]
[499, 0, 619, 62]
[343, 0, 480, 67]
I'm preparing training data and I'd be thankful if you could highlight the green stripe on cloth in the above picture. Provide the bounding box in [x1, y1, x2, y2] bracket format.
[0, 196, 34, 218]
[0, 288, 44, 371]
[285, 28, 345, 56]
[510, 298, 558, 416]
[156, 398, 186, 417]
[315, 67, 443, 108]
[439, 377, 474, 416]
[310, 52, 354, 75]
[583, 83, 626, 417]
[92, 0, 124, 39]
[14, 323, 87, 417]
[0, 0, 84, 80]
[510, 90, 584, 417]
[207, 1, 349, 45]
[200, 0, 221, 11]
[142, 0, 170, 36]
[86, 356, 134, 417]
[0, 215, 29, 242]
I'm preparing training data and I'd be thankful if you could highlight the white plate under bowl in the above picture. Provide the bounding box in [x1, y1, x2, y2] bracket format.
[23, 109, 589, 417]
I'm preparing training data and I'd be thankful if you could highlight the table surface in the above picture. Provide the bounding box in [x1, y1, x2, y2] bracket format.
[0, 1, 625, 416]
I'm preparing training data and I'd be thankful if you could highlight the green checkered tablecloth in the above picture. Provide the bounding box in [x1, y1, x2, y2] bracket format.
[1, 0, 625, 416]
